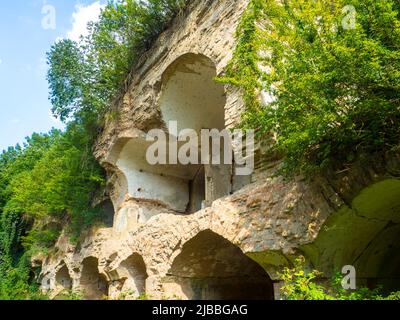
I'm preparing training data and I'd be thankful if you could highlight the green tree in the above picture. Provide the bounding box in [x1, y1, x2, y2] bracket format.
[47, 0, 189, 125]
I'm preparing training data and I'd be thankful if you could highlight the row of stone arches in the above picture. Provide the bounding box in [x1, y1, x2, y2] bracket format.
[51, 181, 400, 300]
[53, 230, 275, 300]
[53, 258, 108, 300]
[163, 230, 274, 300]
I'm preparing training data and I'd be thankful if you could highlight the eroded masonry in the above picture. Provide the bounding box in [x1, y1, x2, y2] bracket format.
[37, 0, 400, 300]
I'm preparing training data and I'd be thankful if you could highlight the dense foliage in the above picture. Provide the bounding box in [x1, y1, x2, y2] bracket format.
[0, 129, 104, 299]
[1, 0, 190, 299]
[47, 0, 189, 125]
[221, 0, 400, 176]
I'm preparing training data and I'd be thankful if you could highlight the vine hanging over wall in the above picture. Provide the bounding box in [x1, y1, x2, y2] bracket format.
[220, 0, 400, 177]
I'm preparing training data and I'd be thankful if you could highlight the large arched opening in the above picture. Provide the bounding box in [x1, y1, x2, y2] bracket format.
[301, 179, 400, 294]
[159, 53, 231, 212]
[160, 53, 226, 137]
[163, 230, 274, 300]
[113, 253, 149, 299]
[55, 264, 72, 292]
[114, 53, 231, 216]
[80, 257, 109, 300]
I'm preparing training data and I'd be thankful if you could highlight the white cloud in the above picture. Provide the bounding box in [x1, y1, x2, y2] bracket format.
[66, 2, 105, 42]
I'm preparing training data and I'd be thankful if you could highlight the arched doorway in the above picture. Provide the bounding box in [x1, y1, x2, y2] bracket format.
[301, 179, 400, 294]
[163, 230, 274, 300]
[55, 264, 72, 291]
[98, 199, 115, 228]
[115, 53, 231, 215]
[80, 257, 109, 300]
[160, 53, 226, 137]
[115, 253, 149, 299]
[159, 53, 231, 211]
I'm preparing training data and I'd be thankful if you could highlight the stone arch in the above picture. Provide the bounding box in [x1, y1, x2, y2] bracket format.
[80, 257, 109, 300]
[162, 230, 274, 300]
[159, 53, 231, 211]
[55, 263, 72, 292]
[159, 53, 226, 136]
[300, 179, 400, 294]
[39, 273, 52, 293]
[108, 53, 232, 220]
[110, 253, 149, 299]
[106, 164, 129, 213]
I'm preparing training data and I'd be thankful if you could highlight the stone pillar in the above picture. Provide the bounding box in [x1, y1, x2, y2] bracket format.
[146, 275, 164, 300]
[108, 280, 124, 300]
[205, 164, 232, 206]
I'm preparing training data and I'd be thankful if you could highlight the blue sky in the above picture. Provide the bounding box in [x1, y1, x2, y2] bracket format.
[0, 0, 106, 151]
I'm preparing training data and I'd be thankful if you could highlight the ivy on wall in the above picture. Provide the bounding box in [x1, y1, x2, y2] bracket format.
[220, 0, 400, 177]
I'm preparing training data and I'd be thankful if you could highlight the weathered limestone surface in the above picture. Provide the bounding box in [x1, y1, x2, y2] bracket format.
[40, 172, 337, 298]
[94, 0, 249, 164]
[38, 0, 400, 299]
[39, 151, 400, 299]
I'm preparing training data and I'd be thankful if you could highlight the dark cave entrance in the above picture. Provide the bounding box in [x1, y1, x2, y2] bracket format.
[164, 230, 274, 300]
[117, 253, 149, 298]
[80, 257, 109, 300]
[55, 264, 72, 291]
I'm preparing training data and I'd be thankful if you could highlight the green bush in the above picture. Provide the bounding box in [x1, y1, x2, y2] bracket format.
[279, 256, 400, 300]
[221, 0, 400, 177]
[54, 290, 84, 301]
[47, 0, 190, 124]
[0, 254, 48, 300]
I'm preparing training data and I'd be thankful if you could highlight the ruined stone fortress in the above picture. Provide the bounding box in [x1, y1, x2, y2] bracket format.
[38, 0, 400, 300]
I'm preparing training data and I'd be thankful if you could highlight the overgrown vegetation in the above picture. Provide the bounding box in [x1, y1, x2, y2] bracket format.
[221, 0, 400, 177]
[48, 0, 189, 125]
[0, 129, 104, 299]
[279, 256, 400, 300]
[0, 0, 190, 299]
[53, 290, 84, 301]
